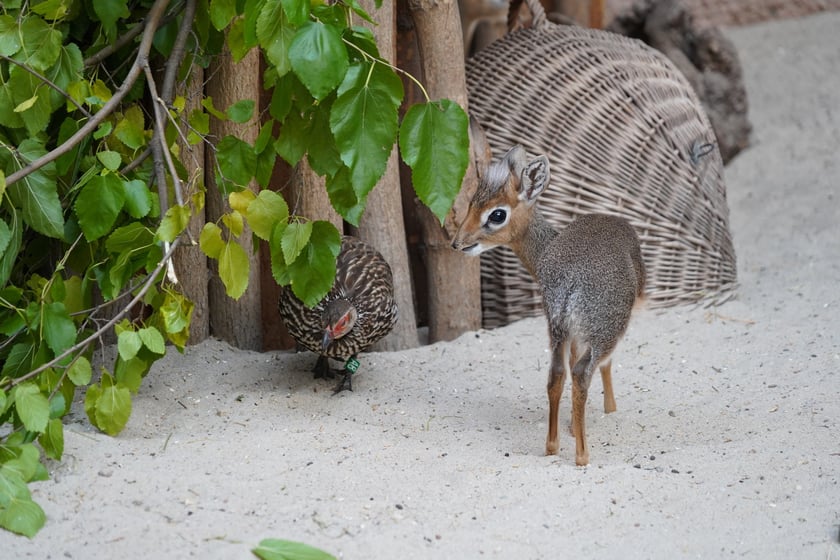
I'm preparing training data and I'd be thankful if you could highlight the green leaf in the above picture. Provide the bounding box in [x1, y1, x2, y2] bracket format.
[48, 393, 66, 419]
[97, 150, 122, 171]
[281, 221, 312, 265]
[0, 82, 25, 129]
[399, 99, 470, 223]
[31, 0, 70, 20]
[114, 106, 146, 150]
[345, 0, 377, 25]
[219, 240, 250, 299]
[227, 99, 255, 123]
[199, 223, 225, 259]
[289, 21, 348, 100]
[47, 44, 84, 110]
[157, 204, 191, 243]
[210, 0, 237, 30]
[6, 140, 64, 238]
[275, 109, 310, 167]
[330, 62, 402, 213]
[106, 222, 153, 253]
[67, 356, 92, 386]
[325, 166, 364, 226]
[216, 135, 256, 188]
[93, 0, 130, 42]
[114, 356, 148, 393]
[1, 443, 40, 482]
[0, 219, 10, 258]
[39, 418, 64, 461]
[227, 17, 250, 62]
[93, 381, 132, 436]
[252, 538, 336, 560]
[138, 327, 166, 355]
[188, 108, 210, 144]
[246, 190, 289, 241]
[0, 211, 21, 288]
[222, 210, 244, 238]
[286, 221, 340, 307]
[14, 94, 39, 113]
[122, 180, 153, 219]
[0, 493, 46, 538]
[42, 302, 76, 355]
[201, 96, 227, 120]
[160, 291, 193, 336]
[307, 100, 342, 178]
[281, 0, 310, 26]
[74, 174, 125, 241]
[0, 16, 22, 57]
[12, 383, 49, 433]
[269, 72, 297, 121]
[243, 0, 267, 48]
[93, 121, 112, 139]
[117, 330, 143, 361]
[16, 16, 62, 70]
[257, 1, 295, 77]
[1, 342, 34, 379]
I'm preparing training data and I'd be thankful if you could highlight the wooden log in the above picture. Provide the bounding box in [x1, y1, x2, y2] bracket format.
[400, 0, 483, 342]
[173, 66, 209, 344]
[205, 47, 263, 350]
[354, 0, 419, 351]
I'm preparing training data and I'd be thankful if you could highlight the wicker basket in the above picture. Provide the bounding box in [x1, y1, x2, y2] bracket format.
[466, 0, 738, 328]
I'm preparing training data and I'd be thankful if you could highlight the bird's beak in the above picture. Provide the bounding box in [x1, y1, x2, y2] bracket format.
[321, 329, 334, 351]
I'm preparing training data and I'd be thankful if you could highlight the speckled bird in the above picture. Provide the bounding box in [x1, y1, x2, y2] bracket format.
[278, 236, 398, 392]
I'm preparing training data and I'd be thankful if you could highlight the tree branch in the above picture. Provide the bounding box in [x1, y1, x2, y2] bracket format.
[5, 0, 173, 187]
[83, 2, 183, 68]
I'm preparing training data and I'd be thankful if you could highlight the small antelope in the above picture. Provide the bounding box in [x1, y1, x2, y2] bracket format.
[452, 145, 646, 466]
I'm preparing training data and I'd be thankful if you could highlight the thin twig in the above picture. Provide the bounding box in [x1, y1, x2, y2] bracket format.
[145, 63, 184, 207]
[0, 55, 92, 118]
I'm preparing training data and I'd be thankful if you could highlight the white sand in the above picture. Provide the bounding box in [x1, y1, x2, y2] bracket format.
[6, 12, 839, 559]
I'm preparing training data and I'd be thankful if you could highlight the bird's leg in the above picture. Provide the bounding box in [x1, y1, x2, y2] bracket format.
[312, 355, 336, 379]
[333, 356, 360, 394]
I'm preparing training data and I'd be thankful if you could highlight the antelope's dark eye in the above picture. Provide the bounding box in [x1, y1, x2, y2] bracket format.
[487, 208, 507, 225]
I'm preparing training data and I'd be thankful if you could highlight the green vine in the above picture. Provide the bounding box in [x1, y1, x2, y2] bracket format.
[0, 0, 469, 537]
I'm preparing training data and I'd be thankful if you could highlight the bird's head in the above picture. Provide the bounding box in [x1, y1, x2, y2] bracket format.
[321, 299, 358, 351]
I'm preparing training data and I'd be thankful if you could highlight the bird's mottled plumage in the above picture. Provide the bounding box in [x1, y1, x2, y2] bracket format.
[278, 236, 398, 391]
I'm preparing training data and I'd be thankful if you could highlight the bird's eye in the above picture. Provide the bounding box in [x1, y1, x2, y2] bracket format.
[487, 208, 507, 225]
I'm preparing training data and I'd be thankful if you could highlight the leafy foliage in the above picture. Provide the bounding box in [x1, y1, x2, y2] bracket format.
[252, 538, 336, 560]
[0, 0, 469, 538]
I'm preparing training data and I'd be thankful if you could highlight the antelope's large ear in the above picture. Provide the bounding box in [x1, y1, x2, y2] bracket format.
[502, 145, 527, 181]
[520, 154, 550, 205]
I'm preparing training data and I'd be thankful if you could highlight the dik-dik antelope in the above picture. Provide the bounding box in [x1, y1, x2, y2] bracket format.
[452, 145, 646, 465]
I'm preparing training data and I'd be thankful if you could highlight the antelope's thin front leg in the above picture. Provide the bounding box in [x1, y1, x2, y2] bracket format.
[600, 359, 616, 413]
[545, 339, 570, 455]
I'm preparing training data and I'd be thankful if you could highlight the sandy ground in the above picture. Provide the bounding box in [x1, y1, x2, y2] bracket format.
[6, 12, 840, 560]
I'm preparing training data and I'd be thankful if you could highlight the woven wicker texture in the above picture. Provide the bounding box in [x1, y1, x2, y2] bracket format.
[466, 0, 737, 328]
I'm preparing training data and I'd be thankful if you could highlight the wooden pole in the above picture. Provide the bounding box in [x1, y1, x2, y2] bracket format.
[205, 47, 263, 350]
[354, 0, 419, 351]
[401, 0, 483, 342]
[173, 66, 209, 344]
